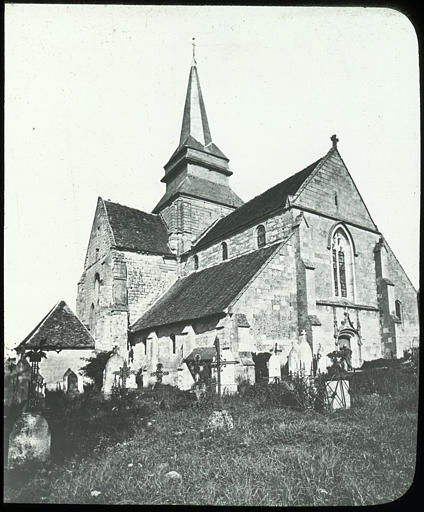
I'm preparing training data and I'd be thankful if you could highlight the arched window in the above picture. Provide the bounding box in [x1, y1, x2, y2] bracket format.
[222, 242, 228, 261]
[194, 255, 199, 270]
[94, 273, 101, 306]
[89, 303, 95, 333]
[395, 300, 402, 321]
[257, 225, 266, 248]
[331, 226, 355, 300]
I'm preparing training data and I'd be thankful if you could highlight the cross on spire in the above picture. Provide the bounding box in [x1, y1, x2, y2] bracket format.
[331, 134, 339, 149]
[192, 37, 197, 65]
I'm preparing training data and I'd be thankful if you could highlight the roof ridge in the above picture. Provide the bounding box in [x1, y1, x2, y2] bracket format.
[192, 155, 324, 250]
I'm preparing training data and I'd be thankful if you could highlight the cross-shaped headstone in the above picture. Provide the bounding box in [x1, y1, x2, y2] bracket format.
[150, 363, 169, 385]
[113, 360, 136, 389]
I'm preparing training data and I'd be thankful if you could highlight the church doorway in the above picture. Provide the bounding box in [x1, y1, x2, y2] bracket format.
[252, 352, 271, 383]
[338, 331, 361, 369]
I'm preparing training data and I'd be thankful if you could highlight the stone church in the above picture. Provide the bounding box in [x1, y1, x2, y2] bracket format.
[17, 56, 419, 392]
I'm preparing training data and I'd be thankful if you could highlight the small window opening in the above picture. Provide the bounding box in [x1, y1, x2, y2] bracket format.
[194, 255, 199, 270]
[171, 334, 176, 354]
[222, 242, 228, 261]
[395, 300, 402, 321]
[257, 225, 266, 248]
[334, 192, 338, 207]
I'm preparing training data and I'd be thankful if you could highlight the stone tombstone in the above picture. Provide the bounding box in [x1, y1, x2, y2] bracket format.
[177, 364, 194, 391]
[297, 332, 313, 376]
[287, 344, 300, 375]
[207, 410, 234, 431]
[103, 350, 126, 394]
[325, 379, 351, 410]
[8, 412, 51, 468]
[217, 348, 238, 395]
[268, 352, 282, 383]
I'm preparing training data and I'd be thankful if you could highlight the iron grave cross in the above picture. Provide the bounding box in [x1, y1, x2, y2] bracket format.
[113, 360, 136, 389]
[151, 362, 169, 386]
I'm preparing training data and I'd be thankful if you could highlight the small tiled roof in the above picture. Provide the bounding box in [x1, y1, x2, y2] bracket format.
[184, 347, 216, 362]
[103, 200, 173, 255]
[130, 243, 281, 332]
[193, 156, 324, 249]
[16, 301, 95, 352]
[153, 175, 243, 212]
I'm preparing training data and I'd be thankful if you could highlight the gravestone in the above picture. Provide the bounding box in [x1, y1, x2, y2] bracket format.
[207, 410, 234, 431]
[177, 364, 194, 390]
[212, 348, 238, 395]
[103, 349, 126, 394]
[8, 412, 51, 468]
[288, 331, 313, 376]
[268, 343, 282, 383]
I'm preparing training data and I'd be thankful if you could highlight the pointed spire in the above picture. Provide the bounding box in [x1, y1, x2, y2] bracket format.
[179, 41, 212, 147]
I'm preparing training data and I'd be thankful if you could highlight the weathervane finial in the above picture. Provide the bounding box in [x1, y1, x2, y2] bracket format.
[192, 37, 197, 65]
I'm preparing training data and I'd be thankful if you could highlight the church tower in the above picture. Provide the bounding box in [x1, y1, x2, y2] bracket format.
[153, 47, 243, 255]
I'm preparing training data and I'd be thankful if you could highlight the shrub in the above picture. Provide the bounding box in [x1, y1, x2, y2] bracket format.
[80, 351, 113, 391]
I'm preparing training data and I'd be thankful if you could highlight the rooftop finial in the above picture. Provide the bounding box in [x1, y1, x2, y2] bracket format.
[192, 37, 197, 66]
[331, 134, 339, 149]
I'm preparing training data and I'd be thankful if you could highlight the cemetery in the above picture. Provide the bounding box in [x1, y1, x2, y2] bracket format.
[3, 344, 419, 505]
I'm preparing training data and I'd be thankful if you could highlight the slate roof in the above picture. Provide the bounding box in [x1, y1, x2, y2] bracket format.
[103, 200, 173, 255]
[193, 156, 324, 249]
[16, 301, 95, 352]
[153, 175, 243, 212]
[130, 243, 281, 332]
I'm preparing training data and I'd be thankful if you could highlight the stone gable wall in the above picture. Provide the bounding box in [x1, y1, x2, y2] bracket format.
[83, 199, 115, 269]
[294, 150, 376, 231]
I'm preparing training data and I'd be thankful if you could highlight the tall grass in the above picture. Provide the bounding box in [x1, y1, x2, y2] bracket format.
[4, 367, 418, 506]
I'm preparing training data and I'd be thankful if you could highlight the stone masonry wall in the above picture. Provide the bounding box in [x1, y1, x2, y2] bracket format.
[294, 149, 376, 231]
[231, 239, 298, 366]
[386, 243, 419, 357]
[160, 196, 235, 254]
[112, 250, 178, 327]
[182, 209, 294, 275]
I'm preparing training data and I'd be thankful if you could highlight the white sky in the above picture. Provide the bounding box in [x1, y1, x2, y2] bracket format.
[4, 5, 420, 353]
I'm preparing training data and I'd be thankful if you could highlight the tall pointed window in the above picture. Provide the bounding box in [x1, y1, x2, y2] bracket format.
[94, 273, 101, 306]
[89, 304, 95, 333]
[194, 255, 199, 270]
[331, 226, 355, 301]
[257, 225, 266, 248]
[222, 242, 228, 261]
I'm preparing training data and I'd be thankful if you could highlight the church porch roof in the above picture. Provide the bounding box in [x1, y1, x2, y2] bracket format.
[129, 243, 281, 333]
[16, 301, 95, 352]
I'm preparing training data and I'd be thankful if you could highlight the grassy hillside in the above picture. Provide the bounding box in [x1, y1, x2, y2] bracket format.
[4, 383, 418, 506]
